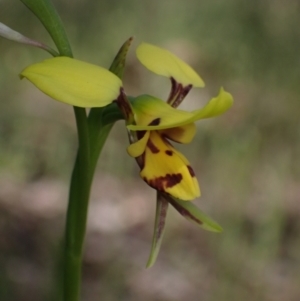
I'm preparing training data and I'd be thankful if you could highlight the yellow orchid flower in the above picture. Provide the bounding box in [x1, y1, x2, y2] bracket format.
[20, 42, 233, 202]
[125, 43, 233, 201]
[126, 88, 232, 201]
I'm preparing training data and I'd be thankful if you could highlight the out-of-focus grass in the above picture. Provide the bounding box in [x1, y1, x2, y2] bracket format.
[1, 0, 300, 300]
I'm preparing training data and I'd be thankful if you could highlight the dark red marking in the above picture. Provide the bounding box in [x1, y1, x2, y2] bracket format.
[115, 88, 133, 120]
[147, 139, 160, 153]
[172, 84, 193, 108]
[137, 130, 146, 140]
[165, 173, 182, 188]
[167, 77, 179, 105]
[187, 165, 195, 177]
[144, 173, 183, 191]
[148, 118, 161, 126]
[165, 150, 173, 156]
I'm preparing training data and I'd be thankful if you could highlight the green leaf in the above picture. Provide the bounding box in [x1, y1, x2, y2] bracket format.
[20, 0, 72, 57]
[168, 196, 223, 232]
[146, 193, 169, 268]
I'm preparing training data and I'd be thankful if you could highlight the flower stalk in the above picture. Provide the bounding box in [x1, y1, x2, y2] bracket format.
[16, 1, 115, 300]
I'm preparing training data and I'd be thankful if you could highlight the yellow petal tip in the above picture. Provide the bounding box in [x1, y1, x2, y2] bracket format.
[136, 43, 204, 88]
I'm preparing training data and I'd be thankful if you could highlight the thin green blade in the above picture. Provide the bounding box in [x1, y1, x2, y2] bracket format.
[20, 0, 72, 57]
[109, 37, 133, 79]
[146, 192, 169, 268]
[168, 196, 223, 233]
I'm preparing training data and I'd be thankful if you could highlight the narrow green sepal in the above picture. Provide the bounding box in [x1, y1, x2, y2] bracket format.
[108, 37, 135, 124]
[0, 22, 59, 56]
[89, 37, 133, 127]
[109, 37, 133, 79]
[20, 0, 72, 57]
[146, 193, 169, 268]
[168, 196, 223, 232]
[87, 37, 133, 175]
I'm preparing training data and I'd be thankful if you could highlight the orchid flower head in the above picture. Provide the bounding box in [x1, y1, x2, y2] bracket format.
[20, 42, 233, 202]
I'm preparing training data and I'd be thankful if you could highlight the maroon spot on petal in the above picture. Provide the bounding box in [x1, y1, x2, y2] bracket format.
[187, 165, 195, 177]
[144, 173, 183, 191]
[116, 87, 134, 119]
[148, 118, 161, 126]
[137, 130, 146, 140]
[165, 150, 173, 156]
[165, 173, 183, 188]
[147, 139, 160, 154]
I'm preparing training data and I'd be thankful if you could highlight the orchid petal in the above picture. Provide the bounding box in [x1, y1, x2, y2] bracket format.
[168, 196, 223, 232]
[128, 88, 233, 131]
[21, 57, 122, 108]
[130, 94, 192, 127]
[160, 123, 196, 144]
[127, 131, 150, 157]
[141, 131, 200, 201]
[136, 43, 205, 87]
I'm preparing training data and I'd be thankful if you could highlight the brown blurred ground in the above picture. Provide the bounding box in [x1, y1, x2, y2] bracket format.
[1, 0, 300, 300]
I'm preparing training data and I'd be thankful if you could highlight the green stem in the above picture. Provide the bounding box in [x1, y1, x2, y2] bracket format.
[63, 109, 115, 301]
[20, 2, 123, 301]
[20, 1, 90, 299]
[87, 107, 115, 175]
[61, 38, 129, 300]
[63, 107, 90, 301]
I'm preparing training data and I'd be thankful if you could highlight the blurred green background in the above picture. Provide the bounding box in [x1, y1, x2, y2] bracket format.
[1, 0, 300, 300]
